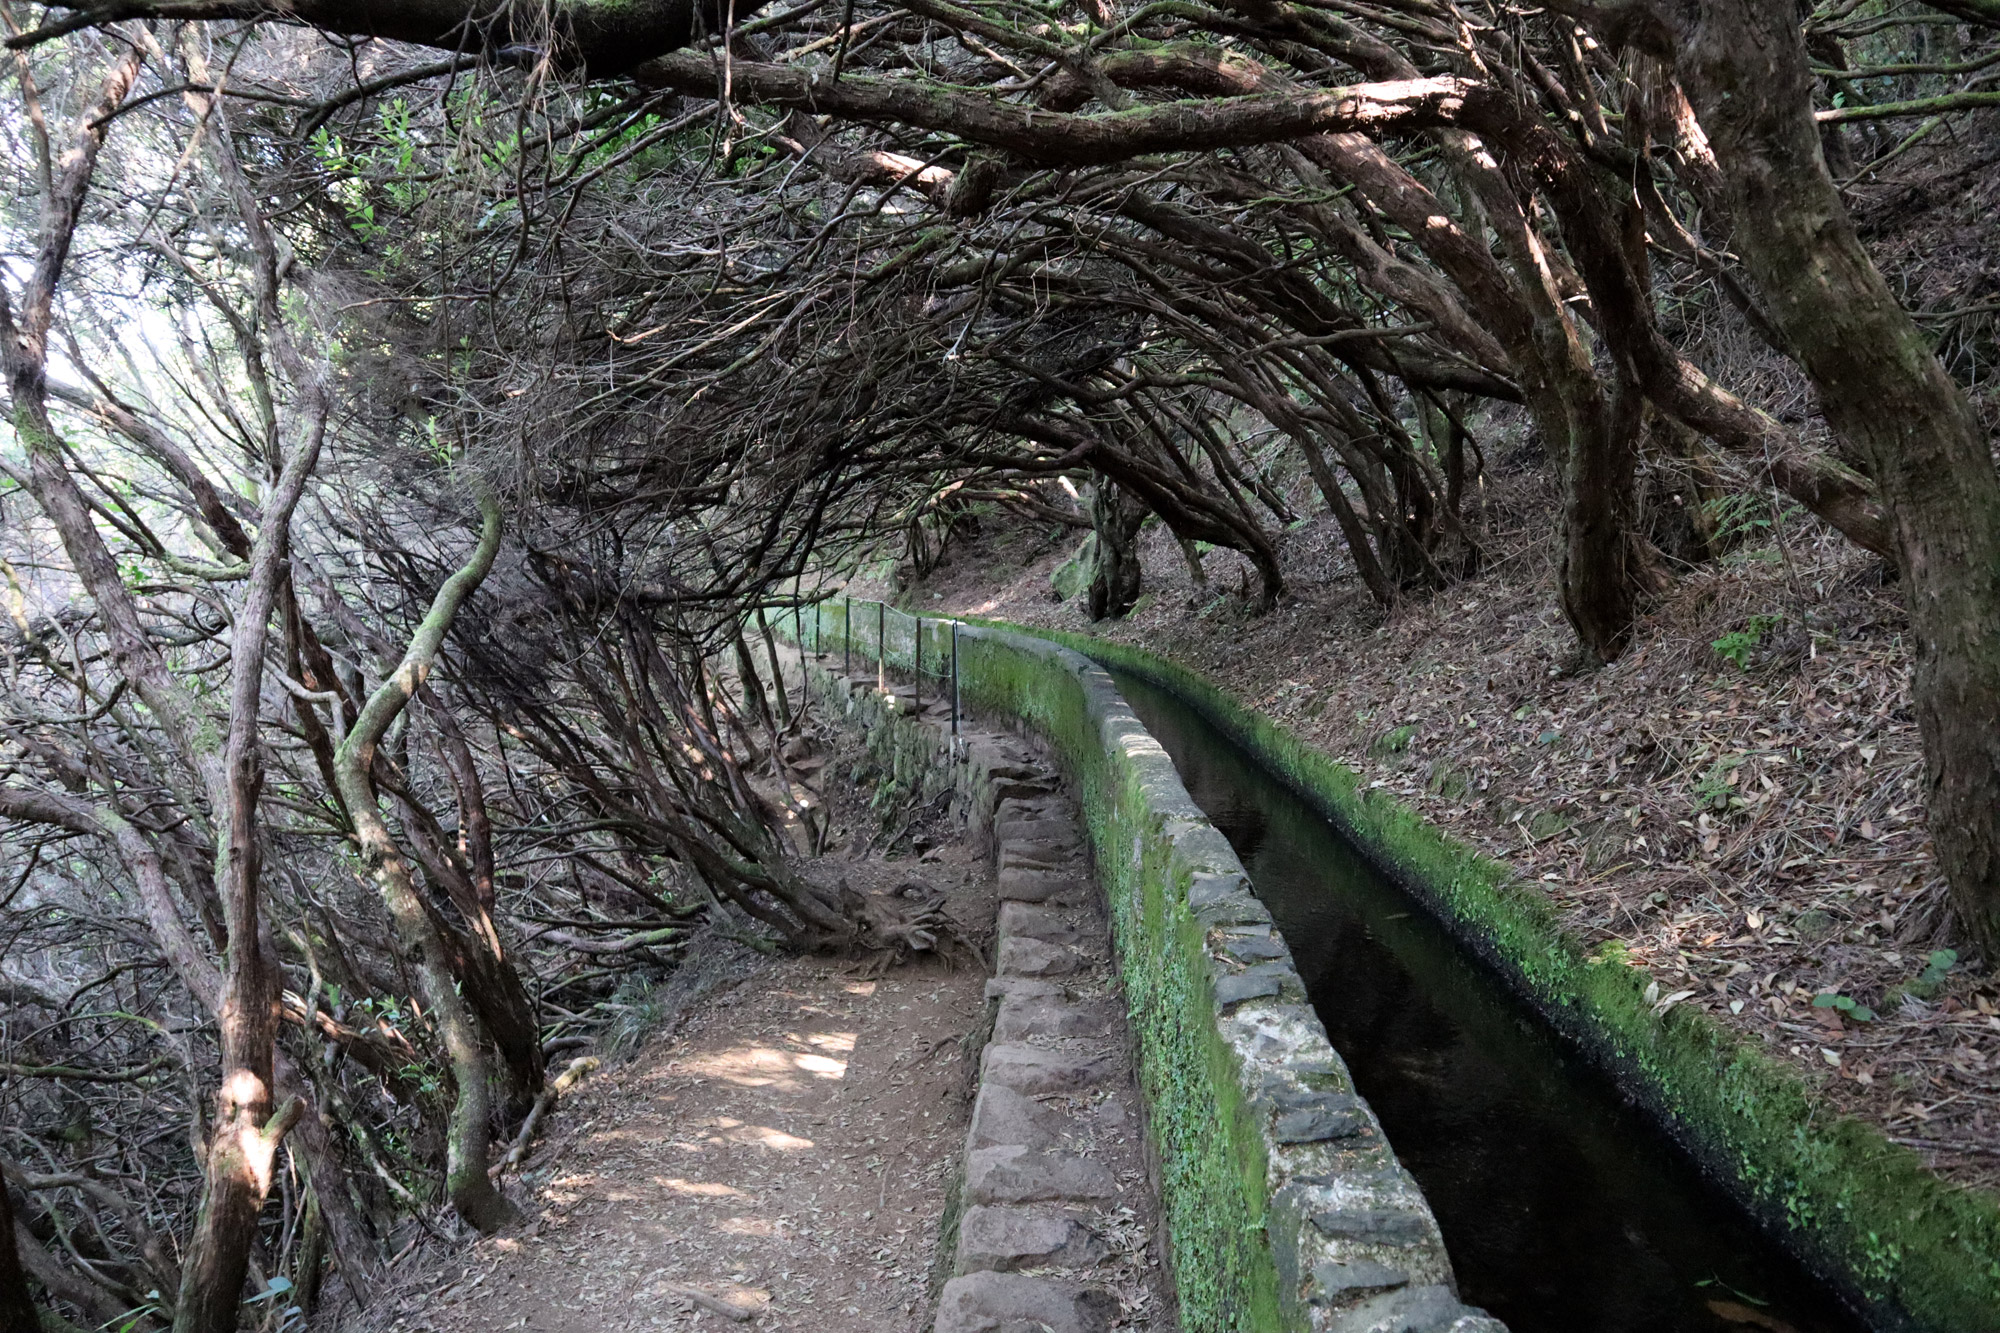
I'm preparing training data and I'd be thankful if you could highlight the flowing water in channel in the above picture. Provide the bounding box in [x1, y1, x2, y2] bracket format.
[1110, 668, 1875, 1333]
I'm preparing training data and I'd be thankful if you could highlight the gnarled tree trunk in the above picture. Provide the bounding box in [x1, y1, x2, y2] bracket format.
[1639, 0, 2000, 957]
[1087, 478, 1150, 620]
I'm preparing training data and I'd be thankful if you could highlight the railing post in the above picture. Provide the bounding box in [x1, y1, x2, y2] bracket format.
[914, 616, 922, 712]
[844, 596, 851, 673]
[951, 621, 960, 739]
[877, 601, 886, 692]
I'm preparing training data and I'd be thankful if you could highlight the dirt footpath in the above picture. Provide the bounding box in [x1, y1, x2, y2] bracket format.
[380, 854, 993, 1333]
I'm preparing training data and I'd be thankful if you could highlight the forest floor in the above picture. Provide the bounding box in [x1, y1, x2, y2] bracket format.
[338, 765, 997, 1332]
[894, 453, 2000, 1194]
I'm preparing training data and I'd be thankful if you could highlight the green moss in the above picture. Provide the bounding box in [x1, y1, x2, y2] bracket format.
[1050, 534, 1097, 602]
[1008, 628, 2000, 1333]
[1369, 723, 1416, 757]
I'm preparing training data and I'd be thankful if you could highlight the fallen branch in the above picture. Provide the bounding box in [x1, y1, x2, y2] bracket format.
[660, 1282, 755, 1323]
[1818, 90, 2000, 122]
[0, 1056, 174, 1083]
[1891, 1134, 2000, 1159]
[535, 926, 682, 955]
[494, 1055, 599, 1177]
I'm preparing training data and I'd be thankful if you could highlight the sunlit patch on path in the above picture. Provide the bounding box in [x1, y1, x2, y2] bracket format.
[406, 856, 991, 1333]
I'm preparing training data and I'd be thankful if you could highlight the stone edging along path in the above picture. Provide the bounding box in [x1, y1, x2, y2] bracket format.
[823, 666, 1167, 1332]
[801, 615, 1506, 1333]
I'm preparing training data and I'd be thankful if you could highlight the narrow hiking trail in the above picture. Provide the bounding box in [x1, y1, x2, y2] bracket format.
[343, 671, 1175, 1333]
[374, 844, 995, 1333]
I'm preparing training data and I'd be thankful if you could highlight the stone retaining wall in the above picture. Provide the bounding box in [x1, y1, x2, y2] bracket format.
[801, 614, 1504, 1333]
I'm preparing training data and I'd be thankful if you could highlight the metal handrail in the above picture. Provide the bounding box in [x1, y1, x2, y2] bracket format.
[781, 595, 963, 738]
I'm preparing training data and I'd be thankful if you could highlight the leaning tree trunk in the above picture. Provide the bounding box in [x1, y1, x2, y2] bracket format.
[1655, 0, 2000, 957]
[274, 1057, 382, 1302]
[1298, 432, 1398, 607]
[333, 488, 518, 1232]
[382, 756, 544, 1121]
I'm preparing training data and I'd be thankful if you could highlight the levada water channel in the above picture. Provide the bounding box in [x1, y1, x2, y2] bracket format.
[1109, 668, 1874, 1333]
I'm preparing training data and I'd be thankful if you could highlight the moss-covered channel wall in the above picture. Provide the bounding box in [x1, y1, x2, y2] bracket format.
[1011, 629, 2000, 1333]
[795, 605, 1503, 1333]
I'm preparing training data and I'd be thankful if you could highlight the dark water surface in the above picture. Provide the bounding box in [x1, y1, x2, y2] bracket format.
[1110, 668, 1875, 1333]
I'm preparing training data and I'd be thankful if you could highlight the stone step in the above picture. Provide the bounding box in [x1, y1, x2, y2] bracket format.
[985, 975, 1064, 1001]
[964, 748, 1055, 801]
[964, 739, 1039, 774]
[934, 1272, 1118, 1333]
[969, 1082, 1066, 1151]
[956, 1205, 1106, 1274]
[993, 989, 1116, 1042]
[988, 776, 1060, 805]
[996, 936, 1083, 978]
[994, 818, 1078, 847]
[996, 901, 1081, 945]
[966, 1144, 1118, 1204]
[982, 1042, 1115, 1095]
[995, 796, 1063, 826]
[998, 840, 1079, 872]
[997, 865, 1082, 903]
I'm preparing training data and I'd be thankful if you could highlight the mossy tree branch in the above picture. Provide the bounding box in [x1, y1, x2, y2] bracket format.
[331, 483, 517, 1234]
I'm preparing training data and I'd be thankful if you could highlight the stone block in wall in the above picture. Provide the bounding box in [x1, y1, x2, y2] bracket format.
[993, 990, 1117, 1041]
[982, 1043, 1116, 1095]
[966, 1145, 1118, 1204]
[968, 1083, 1064, 1150]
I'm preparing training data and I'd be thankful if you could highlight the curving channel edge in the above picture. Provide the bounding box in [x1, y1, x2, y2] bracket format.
[958, 626, 1506, 1332]
[797, 602, 1508, 1333]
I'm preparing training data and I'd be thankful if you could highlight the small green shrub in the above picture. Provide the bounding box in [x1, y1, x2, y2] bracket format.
[1369, 723, 1416, 756]
[1713, 613, 1785, 669]
[1884, 949, 1960, 1010]
[1692, 755, 1745, 813]
[1812, 992, 1877, 1023]
[1703, 492, 1774, 546]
